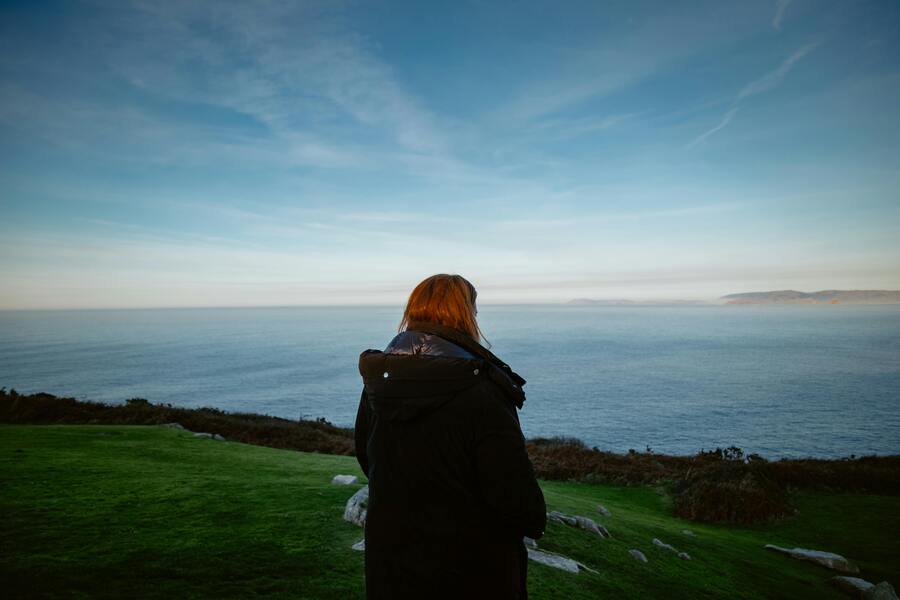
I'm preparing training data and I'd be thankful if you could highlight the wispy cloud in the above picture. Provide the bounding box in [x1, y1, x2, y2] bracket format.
[688, 43, 817, 148]
[686, 106, 740, 149]
[497, 5, 764, 123]
[737, 43, 818, 100]
[772, 0, 793, 30]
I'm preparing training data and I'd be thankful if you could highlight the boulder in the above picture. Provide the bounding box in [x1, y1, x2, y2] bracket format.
[652, 538, 677, 553]
[527, 548, 597, 574]
[547, 510, 610, 538]
[681, 529, 696, 537]
[629, 549, 648, 563]
[865, 582, 899, 600]
[548, 510, 577, 526]
[523, 537, 538, 549]
[764, 544, 859, 573]
[193, 432, 213, 439]
[161, 423, 184, 429]
[351, 539, 365, 552]
[677, 552, 692, 561]
[332, 474, 359, 485]
[596, 504, 612, 517]
[213, 434, 226, 441]
[830, 576, 875, 597]
[344, 485, 368, 527]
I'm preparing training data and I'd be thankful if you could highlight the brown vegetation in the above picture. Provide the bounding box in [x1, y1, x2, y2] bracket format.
[0, 388, 354, 456]
[4, 389, 899, 523]
[673, 462, 794, 524]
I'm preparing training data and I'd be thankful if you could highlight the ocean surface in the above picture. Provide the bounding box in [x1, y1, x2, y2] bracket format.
[1, 304, 899, 459]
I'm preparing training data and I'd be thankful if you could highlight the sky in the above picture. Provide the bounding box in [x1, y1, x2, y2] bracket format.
[1, 0, 899, 309]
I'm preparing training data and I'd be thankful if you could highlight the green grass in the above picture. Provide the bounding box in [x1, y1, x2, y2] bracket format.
[1, 425, 897, 599]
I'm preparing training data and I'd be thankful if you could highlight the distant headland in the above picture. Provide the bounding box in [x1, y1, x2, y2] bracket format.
[719, 290, 900, 305]
[568, 290, 900, 306]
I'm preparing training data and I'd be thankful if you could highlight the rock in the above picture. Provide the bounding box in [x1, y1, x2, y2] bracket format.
[681, 529, 696, 537]
[523, 537, 538, 549]
[547, 510, 577, 526]
[193, 432, 213, 439]
[865, 582, 899, 600]
[547, 511, 610, 538]
[764, 544, 859, 573]
[527, 548, 597, 574]
[830, 576, 875, 597]
[596, 504, 612, 517]
[212, 434, 226, 441]
[161, 423, 184, 429]
[629, 549, 648, 563]
[344, 485, 368, 527]
[351, 539, 365, 552]
[652, 538, 678, 553]
[677, 552, 692, 561]
[332, 474, 359, 485]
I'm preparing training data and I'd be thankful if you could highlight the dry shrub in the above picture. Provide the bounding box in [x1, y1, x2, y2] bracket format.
[0, 388, 354, 455]
[673, 462, 794, 524]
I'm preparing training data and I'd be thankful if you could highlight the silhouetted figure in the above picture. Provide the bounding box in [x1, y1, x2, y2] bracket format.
[355, 274, 546, 599]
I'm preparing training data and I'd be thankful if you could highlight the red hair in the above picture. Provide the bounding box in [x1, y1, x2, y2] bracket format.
[399, 274, 487, 346]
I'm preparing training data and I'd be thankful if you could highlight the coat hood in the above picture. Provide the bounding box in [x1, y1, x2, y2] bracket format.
[358, 320, 527, 421]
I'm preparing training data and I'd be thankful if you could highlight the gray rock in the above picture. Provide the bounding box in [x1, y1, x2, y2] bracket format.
[596, 504, 612, 517]
[629, 549, 648, 563]
[651, 538, 691, 560]
[527, 548, 597, 574]
[865, 582, 899, 600]
[652, 538, 678, 553]
[193, 432, 213, 439]
[523, 537, 538, 549]
[161, 423, 184, 429]
[351, 539, 365, 552]
[332, 474, 359, 485]
[344, 485, 368, 527]
[764, 544, 859, 573]
[547, 510, 577, 526]
[212, 434, 226, 441]
[681, 529, 696, 537]
[547, 511, 610, 538]
[830, 576, 875, 597]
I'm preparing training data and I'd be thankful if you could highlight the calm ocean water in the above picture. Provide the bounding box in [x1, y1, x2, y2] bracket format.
[1, 305, 898, 459]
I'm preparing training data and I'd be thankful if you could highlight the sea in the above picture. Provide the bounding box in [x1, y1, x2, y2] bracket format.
[1, 304, 898, 459]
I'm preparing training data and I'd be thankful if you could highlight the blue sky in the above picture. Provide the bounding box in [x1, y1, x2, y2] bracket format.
[1, 0, 898, 308]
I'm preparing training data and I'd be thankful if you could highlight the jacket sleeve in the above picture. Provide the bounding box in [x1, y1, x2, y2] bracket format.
[353, 388, 369, 477]
[473, 388, 547, 540]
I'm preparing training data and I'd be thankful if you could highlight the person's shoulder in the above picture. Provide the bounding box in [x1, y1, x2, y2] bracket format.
[384, 330, 476, 359]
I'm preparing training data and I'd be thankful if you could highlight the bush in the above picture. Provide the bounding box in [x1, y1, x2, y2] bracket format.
[673, 461, 794, 524]
[0, 389, 355, 456]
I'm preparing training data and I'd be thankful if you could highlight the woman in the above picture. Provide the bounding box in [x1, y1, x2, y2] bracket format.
[354, 274, 546, 600]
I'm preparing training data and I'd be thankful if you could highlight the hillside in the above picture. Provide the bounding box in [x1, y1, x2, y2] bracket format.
[2, 425, 898, 599]
[720, 290, 900, 305]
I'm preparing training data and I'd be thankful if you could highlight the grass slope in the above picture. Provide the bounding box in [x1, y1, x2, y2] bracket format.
[1, 425, 897, 599]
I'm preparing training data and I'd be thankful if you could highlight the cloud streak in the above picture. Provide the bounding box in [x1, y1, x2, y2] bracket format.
[688, 43, 817, 148]
[772, 0, 793, 30]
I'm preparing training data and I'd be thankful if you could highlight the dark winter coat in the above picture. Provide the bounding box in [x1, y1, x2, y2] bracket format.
[354, 320, 546, 600]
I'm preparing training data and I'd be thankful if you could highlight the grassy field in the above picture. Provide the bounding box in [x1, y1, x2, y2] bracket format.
[1, 425, 897, 599]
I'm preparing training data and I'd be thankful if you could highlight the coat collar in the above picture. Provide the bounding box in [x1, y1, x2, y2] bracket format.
[405, 319, 527, 408]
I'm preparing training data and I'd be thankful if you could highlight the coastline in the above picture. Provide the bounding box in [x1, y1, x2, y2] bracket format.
[3, 388, 899, 525]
